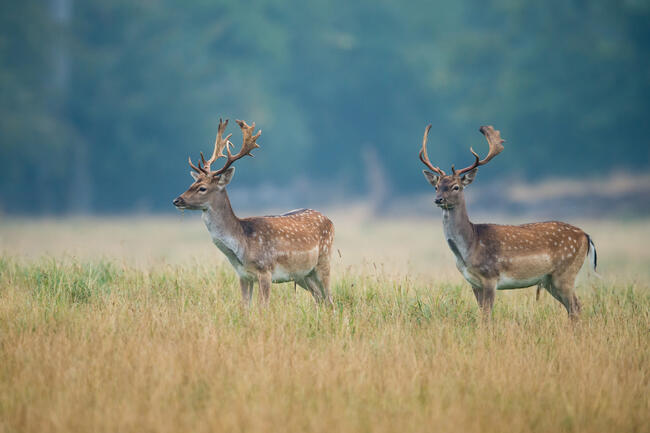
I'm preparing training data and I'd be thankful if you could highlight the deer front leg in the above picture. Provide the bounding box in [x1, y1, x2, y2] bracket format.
[239, 278, 253, 308]
[471, 280, 496, 319]
[257, 271, 272, 307]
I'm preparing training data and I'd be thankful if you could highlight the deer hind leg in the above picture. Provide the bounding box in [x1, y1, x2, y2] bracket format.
[296, 278, 319, 302]
[537, 276, 551, 301]
[313, 260, 334, 309]
[257, 271, 272, 307]
[295, 279, 310, 294]
[303, 273, 325, 304]
[549, 273, 581, 319]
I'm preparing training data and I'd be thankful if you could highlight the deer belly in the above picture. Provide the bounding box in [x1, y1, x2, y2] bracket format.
[271, 265, 312, 283]
[495, 253, 553, 290]
[496, 274, 543, 290]
[271, 247, 319, 283]
[271, 266, 295, 283]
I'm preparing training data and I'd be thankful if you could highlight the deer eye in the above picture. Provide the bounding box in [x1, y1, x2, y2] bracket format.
[452, 185, 460, 191]
[198, 186, 207, 192]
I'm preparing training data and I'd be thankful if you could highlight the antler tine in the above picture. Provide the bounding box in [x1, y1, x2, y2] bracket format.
[202, 118, 232, 172]
[187, 118, 233, 174]
[188, 156, 206, 174]
[418, 124, 446, 176]
[456, 125, 505, 175]
[212, 119, 262, 175]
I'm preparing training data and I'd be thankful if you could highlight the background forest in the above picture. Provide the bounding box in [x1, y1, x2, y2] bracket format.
[1, 0, 649, 214]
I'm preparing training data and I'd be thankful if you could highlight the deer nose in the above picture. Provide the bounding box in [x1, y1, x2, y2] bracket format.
[173, 197, 184, 207]
[434, 197, 444, 205]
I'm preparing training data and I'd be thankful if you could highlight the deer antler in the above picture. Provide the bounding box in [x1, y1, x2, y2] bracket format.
[188, 118, 232, 175]
[188, 156, 204, 174]
[455, 125, 504, 175]
[419, 124, 446, 176]
[212, 119, 261, 175]
[201, 118, 232, 172]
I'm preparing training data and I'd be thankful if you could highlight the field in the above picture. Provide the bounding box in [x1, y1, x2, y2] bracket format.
[0, 211, 649, 433]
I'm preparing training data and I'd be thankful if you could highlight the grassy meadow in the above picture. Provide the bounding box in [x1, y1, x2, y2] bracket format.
[0, 211, 649, 433]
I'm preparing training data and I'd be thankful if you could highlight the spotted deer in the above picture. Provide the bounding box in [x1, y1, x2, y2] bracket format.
[419, 124, 597, 318]
[173, 119, 335, 307]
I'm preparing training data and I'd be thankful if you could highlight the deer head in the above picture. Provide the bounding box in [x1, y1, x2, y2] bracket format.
[420, 125, 504, 210]
[173, 119, 261, 210]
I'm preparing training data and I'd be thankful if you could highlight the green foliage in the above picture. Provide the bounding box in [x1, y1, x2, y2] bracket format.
[0, 0, 649, 213]
[26, 259, 118, 305]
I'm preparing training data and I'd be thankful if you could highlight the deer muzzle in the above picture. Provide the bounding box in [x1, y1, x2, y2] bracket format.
[434, 197, 454, 210]
[173, 196, 186, 208]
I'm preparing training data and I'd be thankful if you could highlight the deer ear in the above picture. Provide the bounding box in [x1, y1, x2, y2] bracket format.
[460, 168, 477, 186]
[190, 171, 200, 181]
[215, 166, 235, 186]
[423, 170, 440, 188]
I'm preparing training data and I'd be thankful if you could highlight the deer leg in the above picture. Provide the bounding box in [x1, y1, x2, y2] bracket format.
[239, 278, 253, 308]
[471, 285, 484, 305]
[297, 275, 328, 305]
[295, 279, 319, 302]
[295, 279, 310, 294]
[472, 281, 496, 318]
[482, 283, 496, 316]
[314, 262, 334, 309]
[257, 272, 272, 307]
[304, 274, 324, 305]
[312, 275, 334, 310]
[550, 274, 581, 319]
[536, 276, 552, 302]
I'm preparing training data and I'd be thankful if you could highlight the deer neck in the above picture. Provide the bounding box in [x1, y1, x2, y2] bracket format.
[202, 191, 246, 262]
[441, 198, 475, 263]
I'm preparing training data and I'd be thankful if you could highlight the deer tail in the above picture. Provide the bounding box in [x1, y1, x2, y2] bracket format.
[586, 234, 601, 278]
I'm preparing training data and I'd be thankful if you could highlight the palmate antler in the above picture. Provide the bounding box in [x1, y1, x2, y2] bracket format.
[189, 118, 261, 175]
[419, 124, 504, 176]
[212, 119, 261, 175]
[202, 118, 232, 172]
[455, 125, 504, 175]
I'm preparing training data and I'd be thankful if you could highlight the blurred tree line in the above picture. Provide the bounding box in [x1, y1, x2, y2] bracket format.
[0, 0, 648, 214]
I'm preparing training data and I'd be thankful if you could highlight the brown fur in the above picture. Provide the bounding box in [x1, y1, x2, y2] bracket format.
[174, 119, 335, 308]
[421, 125, 594, 319]
[175, 174, 335, 307]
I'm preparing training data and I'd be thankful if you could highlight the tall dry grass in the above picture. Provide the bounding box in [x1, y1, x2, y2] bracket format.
[0, 213, 648, 433]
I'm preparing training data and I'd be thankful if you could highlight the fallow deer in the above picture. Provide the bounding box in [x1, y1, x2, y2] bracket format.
[173, 119, 335, 308]
[419, 124, 597, 318]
